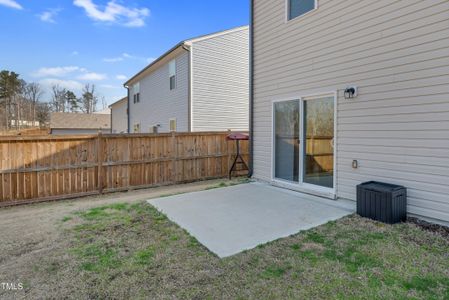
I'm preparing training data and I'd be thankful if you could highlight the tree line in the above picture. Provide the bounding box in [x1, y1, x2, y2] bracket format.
[0, 70, 105, 130]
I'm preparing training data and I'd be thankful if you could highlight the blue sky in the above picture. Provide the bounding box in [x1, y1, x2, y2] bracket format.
[0, 0, 249, 106]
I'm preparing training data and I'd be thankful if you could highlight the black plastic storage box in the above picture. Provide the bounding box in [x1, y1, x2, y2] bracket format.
[356, 181, 407, 224]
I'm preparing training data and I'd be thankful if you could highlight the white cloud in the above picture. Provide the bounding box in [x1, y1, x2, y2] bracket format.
[38, 8, 62, 23]
[73, 0, 150, 27]
[103, 56, 124, 63]
[32, 66, 106, 81]
[0, 0, 22, 10]
[100, 84, 121, 89]
[103, 52, 153, 64]
[32, 66, 84, 78]
[39, 78, 84, 91]
[116, 74, 127, 80]
[77, 72, 107, 81]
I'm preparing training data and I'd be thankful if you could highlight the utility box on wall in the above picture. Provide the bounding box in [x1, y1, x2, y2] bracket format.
[356, 181, 407, 224]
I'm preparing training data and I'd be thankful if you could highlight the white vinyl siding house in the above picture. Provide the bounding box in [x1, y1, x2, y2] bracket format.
[251, 0, 449, 225]
[129, 51, 190, 133]
[126, 26, 249, 133]
[191, 28, 249, 132]
[109, 97, 128, 133]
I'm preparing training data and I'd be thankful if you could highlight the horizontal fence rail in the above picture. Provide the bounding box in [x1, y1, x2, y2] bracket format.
[0, 132, 249, 206]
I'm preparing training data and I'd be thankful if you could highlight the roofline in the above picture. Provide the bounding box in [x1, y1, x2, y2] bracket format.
[124, 42, 188, 87]
[123, 25, 249, 87]
[108, 97, 127, 108]
[185, 25, 249, 44]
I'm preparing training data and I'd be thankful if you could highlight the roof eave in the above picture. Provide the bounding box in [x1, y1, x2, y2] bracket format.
[124, 42, 190, 87]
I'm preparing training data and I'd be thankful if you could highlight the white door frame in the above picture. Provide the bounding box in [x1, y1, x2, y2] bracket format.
[271, 91, 337, 199]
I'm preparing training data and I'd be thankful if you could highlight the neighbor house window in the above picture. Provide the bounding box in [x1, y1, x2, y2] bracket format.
[169, 60, 176, 90]
[133, 82, 140, 103]
[288, 0, 316, 20]
[133, 123, 141, 133]
[169, 118, 177, 132]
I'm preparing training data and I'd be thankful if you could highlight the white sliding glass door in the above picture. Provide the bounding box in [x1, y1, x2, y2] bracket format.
[273, 94, 336, 195]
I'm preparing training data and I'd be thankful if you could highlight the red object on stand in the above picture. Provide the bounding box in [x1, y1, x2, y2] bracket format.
[226, 133, 249, 179]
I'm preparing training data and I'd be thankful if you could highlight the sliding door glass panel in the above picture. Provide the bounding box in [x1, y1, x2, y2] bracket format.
[303, 97, 334, 188]
[274, 100, 300, 182]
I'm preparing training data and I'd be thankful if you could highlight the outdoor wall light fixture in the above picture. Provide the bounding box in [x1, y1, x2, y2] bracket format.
[344, 86, 358, 99]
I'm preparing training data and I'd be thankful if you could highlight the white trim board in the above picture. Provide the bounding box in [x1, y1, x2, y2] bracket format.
[270, 91, 337, 199]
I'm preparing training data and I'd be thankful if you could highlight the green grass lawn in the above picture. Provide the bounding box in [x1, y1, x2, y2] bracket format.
[32, 202, 449, 299]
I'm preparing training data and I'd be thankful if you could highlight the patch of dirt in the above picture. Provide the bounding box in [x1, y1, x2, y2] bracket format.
[0, 178, 243, 299]
[408, 217, 449, 238]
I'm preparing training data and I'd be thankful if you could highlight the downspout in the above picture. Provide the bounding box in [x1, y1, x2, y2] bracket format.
[182, 44, 192, 132]
[110, 106, 113, 133]
[248, 0, 254, 177]
[125, 85, 130, 133]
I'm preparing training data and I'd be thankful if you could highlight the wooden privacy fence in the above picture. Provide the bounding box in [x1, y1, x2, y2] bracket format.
[0, 132, 249, 206]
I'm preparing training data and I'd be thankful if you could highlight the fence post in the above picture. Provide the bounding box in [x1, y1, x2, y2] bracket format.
[97, 132, 104, 194]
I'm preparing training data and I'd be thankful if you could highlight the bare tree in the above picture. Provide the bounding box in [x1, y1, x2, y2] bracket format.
[50, 85, 68, 113]
[81, 84, 98, 114]
[100, 96, 107, 111]
[24, 82, 43, 126]
[36, 102, 51, 127]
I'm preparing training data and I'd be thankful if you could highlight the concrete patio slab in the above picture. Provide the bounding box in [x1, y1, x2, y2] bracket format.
[148, 182, 355, 258]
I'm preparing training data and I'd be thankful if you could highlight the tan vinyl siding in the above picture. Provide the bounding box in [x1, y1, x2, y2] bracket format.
[191, 27, 249, 132]
[129, 51, 189, 133]
[253, 0, 449, 224]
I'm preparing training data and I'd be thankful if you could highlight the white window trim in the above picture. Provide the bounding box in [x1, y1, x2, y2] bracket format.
[285, 0, 318, 23]
[270, 91, 337, 199]
[133, 82, 140, 94]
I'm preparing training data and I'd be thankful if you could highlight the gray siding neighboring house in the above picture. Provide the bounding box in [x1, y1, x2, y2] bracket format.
[50, 112, 111, 135]
[251, 0, 449, 225]
[125, 26, 249, 133]
[191, 27, 249, 131]
[109, 97, 128, 133]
